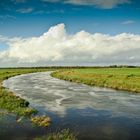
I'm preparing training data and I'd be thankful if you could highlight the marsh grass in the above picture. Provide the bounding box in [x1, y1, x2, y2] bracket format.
[31, 116, 51, 127]
[0, 88, 37, 116]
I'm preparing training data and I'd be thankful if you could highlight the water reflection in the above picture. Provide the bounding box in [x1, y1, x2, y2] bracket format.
[3, 72, 140, 118]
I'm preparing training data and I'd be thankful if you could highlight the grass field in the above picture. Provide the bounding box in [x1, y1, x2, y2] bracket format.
[52, 68, 140, 93]
[0, 68, 53, 116]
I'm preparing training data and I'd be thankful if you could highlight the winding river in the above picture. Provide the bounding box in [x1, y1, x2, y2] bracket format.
[1, 71, 140, 140]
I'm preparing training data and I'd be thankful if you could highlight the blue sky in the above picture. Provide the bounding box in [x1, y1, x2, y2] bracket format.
[0, 0, 140, 37]
[0, 0, 140, 67]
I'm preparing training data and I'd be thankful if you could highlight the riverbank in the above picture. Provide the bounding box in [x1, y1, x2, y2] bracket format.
[0, 68, 53, 116]
[0, 68, 77, 139]
[51, 68, 140, 93]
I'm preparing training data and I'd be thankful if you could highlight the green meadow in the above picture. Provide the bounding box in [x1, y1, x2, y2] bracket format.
[52, 68, 140, 93]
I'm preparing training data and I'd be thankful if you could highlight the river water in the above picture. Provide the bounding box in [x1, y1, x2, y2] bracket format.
[1, 72, 140, 140]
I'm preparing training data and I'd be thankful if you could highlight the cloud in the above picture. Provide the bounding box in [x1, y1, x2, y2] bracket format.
[42, 0, 131, 9]
[16, 8, 33, 13]
[0, 23, 140, 67]
[122, 20, 135, 25]
[65, 0, 131, 8]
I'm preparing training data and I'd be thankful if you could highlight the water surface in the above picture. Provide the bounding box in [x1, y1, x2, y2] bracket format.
[2, 72, 140, 140]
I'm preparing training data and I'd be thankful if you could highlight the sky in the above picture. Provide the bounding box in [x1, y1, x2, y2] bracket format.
[0, 0, 140, 67]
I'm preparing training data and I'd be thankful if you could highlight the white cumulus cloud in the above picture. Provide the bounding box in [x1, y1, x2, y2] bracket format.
[0, 23, 140, 67]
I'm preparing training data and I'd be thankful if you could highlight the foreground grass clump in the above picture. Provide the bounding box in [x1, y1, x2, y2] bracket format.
[31, 116, 51, 127]
[51, 68, 140, 93]
[34, 129, 77, 140]
[0, 88, 37, 116]
[0, 68, 52, 116]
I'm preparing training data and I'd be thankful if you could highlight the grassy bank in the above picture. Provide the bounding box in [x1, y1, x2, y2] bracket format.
[0, 68, 53, 116]
[51, 68, 140, 93]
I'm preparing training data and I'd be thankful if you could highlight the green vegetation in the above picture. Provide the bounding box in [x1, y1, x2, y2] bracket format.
[34, 129, 77, 140]
[31, 116, 51, 127]
[0, 88, 37, 116]
[51, 68, 140, 93]
[0, 68, 53, 116]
